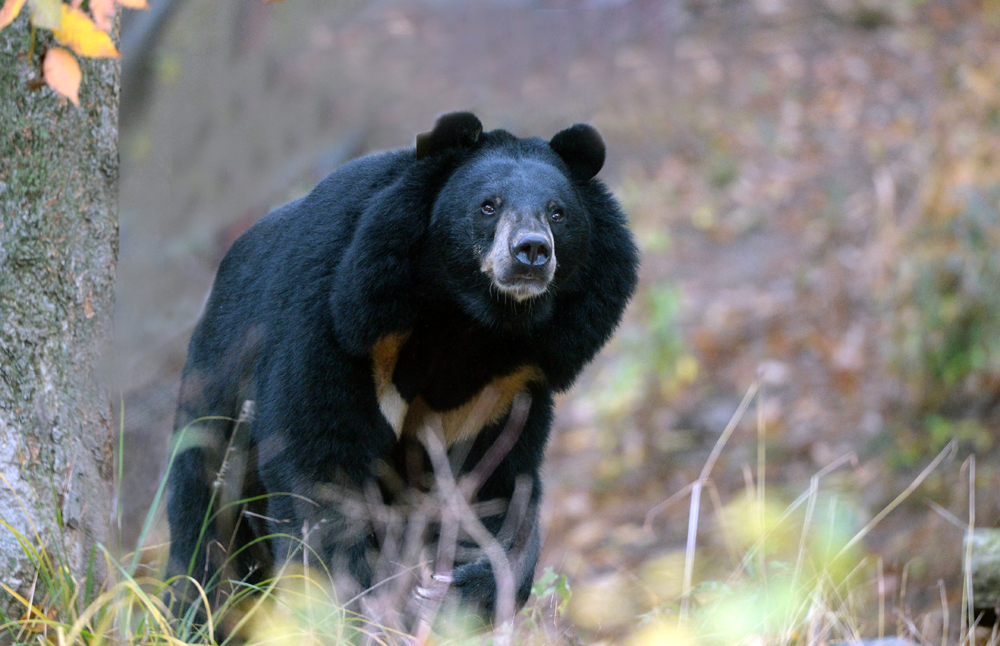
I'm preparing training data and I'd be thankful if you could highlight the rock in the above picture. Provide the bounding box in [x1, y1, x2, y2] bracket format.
[966, 528, 1000, 611]
[832, 639, 920, 646]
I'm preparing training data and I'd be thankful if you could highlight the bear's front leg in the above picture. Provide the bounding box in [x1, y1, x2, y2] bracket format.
[444, 390, 552, 620]
[449, 478, 542, 619]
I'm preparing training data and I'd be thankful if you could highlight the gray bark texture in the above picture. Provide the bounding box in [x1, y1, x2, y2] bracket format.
[0, 13, 118, 616]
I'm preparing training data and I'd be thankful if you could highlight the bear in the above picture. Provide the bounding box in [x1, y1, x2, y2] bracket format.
[165, 112, 639, 627]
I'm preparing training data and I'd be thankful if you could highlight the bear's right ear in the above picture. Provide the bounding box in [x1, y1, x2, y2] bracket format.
[415, 112, 483, 160]
[549, 123, 606, 182]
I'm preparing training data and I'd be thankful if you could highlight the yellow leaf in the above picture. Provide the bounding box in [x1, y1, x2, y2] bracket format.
[28, 0, 59, 29]
[116, 0, 148, 8]
[52, 5, 119, 58]
[0, 0, 26, 29]
[43, 46, 81, 106]
[90, 0, 114, 31]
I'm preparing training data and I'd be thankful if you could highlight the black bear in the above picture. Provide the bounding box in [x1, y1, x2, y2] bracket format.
[165, 112, 639, 623]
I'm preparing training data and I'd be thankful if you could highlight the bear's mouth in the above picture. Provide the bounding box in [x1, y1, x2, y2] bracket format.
[493, 275, 550, 302]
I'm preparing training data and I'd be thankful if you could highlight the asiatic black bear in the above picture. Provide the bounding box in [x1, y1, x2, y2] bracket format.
[166, 112, 638, 620]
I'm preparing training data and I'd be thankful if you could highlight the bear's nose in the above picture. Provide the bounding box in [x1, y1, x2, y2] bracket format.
[511, 233, 552, 268]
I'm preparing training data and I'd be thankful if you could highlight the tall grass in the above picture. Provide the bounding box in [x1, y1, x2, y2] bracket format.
[0, 384, 989, 646]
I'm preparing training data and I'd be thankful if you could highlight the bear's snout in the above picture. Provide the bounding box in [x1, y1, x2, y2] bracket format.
[510, 232, 552, 269]
[480, 210, 558, 302]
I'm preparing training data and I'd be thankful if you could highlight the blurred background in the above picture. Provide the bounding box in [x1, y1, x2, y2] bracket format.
[113, 0, 1000, 641]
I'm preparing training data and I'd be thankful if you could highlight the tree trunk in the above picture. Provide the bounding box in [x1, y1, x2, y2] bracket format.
[0, 14, 118, 616]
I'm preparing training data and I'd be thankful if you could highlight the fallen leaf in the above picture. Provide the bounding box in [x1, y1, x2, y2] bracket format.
[28, 0, 60, 29]
[117, 0, 149, 8]
[43, 47, 81, 106]
[52, 5, 120, 58]
[90, 0, 114, 31]
[83, 293, 93, 318]
[0, 0, 26, 29]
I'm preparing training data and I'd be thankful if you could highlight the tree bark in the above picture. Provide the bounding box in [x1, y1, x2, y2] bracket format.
[0, 14, 118, 616]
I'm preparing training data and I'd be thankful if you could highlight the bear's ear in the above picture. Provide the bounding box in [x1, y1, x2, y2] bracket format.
[415, 112, 484, 160]
[549, 123, 605, 182]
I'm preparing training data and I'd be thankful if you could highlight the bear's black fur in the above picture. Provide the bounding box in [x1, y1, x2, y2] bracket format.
[166, 112, 639, 622]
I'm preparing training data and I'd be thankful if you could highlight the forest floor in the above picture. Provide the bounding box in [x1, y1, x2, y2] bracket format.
[114, 0, 1000, 641]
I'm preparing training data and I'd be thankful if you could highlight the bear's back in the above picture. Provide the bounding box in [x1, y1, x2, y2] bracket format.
[226, 147, 414, 286]
[186, 148, 416, 367]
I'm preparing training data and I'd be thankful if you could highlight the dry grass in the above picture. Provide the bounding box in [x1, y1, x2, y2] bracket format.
[0, 385, 992, 646]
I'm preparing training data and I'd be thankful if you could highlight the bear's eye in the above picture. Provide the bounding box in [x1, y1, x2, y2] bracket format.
[550, 208, 564, 222]
[481, 201, 496, 215]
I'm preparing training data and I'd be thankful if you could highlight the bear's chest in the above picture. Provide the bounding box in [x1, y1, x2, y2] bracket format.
[370, 329, 540, 445]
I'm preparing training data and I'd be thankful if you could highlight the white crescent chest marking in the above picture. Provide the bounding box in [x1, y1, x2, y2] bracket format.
[378, 385, 408, 437]
[371, 333, 410, 438]
[370, 334, 541, 445]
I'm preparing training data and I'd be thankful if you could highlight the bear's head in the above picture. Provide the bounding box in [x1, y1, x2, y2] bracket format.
[419, 113, 606, 330]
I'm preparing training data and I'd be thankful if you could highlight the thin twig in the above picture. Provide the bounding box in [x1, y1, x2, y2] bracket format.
[680, 381, 759, 622]
[834, 440, 956, 561]
[963, 455, 975, 641]
[421, 426, 517, 631]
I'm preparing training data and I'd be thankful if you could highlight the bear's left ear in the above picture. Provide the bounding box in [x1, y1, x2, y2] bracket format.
[549, 123, 605, 182]
[415, 112, 483, 160]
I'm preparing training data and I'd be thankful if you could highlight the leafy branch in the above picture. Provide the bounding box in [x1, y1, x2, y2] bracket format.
[0, 0, 147, 105]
